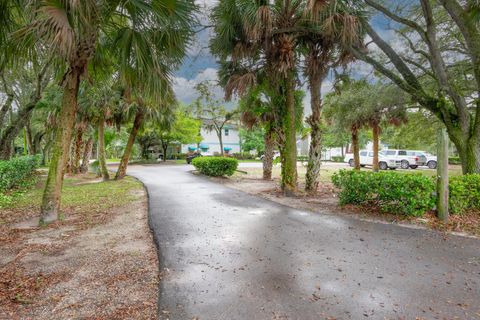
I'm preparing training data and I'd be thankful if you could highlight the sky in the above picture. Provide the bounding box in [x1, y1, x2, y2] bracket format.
[172, 0, 396, 114]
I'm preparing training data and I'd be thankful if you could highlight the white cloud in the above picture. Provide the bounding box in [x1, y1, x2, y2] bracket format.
[173, 67, 225, 105]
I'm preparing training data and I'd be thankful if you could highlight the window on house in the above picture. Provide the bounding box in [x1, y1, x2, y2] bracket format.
[224, 128, 229, 136]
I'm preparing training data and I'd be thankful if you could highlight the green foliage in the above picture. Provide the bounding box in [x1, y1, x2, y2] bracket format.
[449, 157, 461, 165]
[332, 170, 435, 216]
[0, 155, 40, 192]
[239, 127, 264, 155]
[192, 157, 238, 177]
[381, 111, 440, 152]
[232, 152, 256, 160]
[331, 156, 344, 162]
[449, 174, 480, 214]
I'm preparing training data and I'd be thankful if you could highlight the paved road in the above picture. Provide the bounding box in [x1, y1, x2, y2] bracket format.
[127, 164, 480, 320]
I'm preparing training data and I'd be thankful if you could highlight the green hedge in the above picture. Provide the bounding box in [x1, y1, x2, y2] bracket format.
[0, 155, 40, 192]
[332, 170, 435, 216]
[192, 157, 238, 177]
[449, 174, 480, 214]
[449, 157, 461, 165]
[331, 156, 344, 162]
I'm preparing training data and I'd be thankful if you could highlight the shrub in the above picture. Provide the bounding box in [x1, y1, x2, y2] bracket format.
[0, 155, 40, 192]
[449, 157, 461, 165]
[331, 156, 344, 162]
[332, 170, 435, 216]
[449, 174, 480, 214]
[297, 155, 309, 162]
[192, 157, 238, 177]
[232, 152, 256, 160]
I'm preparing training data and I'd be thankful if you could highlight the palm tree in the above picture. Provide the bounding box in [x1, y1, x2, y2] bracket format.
[300, 1, 364, 192]
[211, 0, 308, 195]
[238, 82, 276, 180]
[7, 0, 195, 223]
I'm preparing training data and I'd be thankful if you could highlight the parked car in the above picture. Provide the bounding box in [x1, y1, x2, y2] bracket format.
[409, 151, 437, 169]
[381, 149, 422, 169]
[344, 150, 398, 170]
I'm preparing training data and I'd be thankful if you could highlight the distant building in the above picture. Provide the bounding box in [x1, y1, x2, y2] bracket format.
[181, 120, 241, 154]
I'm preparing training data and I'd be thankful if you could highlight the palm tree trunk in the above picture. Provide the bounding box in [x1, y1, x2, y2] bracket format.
[282, 72, 298, 196]
[72, 128, 83, 174]
[80, 137, 93, 173]
[372, 122, 380, 172]
[40, 69, 80, 224]
[305, 75, 323, 192]
[115, 108, 144, 180]
[263, 127, 274, 180]
[352, 125, 360, 170]
[97, 119, 109, 180]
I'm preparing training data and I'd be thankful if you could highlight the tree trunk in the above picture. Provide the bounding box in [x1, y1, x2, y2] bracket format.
[72, 128, 83, 174]
[115, 108, 144, 180]
[352, 125, 360, 170]
[282, 72, 298, 196]
[40, 69, 80, 224]
[263, 127, 274, 180]
[305, 75, 323, 193]
[97, 119, 109, 180]
[217, 129, 224, 156]
[462, 137, 480, 174]
[372, 122, 380, 172]
[162, 142, 168, 162]
[80, 137, 93, 173]
[0, 93, 13, 130]
[33, 132, 44, 155]
[25, 122, 34, 155]
[0, 105, 36, 159]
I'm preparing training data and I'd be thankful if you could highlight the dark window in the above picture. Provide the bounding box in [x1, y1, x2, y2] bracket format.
[386, 150, 396, 155]
[360, 151, 367, 156]
[398, 150, 407, 156]
[224, 128, 229, 136]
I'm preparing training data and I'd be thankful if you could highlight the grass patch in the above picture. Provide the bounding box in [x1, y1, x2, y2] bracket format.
[0, 172, 143, 225]
[231, 164, 464, 184]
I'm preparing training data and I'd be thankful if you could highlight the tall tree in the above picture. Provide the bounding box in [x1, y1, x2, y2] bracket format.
[301, 1, 364, 192]
[193, 81, 237, 156]
[350, 0, 480, 174]
[6, 0, 195, 223]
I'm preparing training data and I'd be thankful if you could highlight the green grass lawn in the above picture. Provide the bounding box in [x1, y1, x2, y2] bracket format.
[0, 173, 143, 225]
[232, 164, 464, 183]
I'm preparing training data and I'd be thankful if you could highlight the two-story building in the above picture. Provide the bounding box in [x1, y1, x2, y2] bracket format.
[181, 121, 241, 154]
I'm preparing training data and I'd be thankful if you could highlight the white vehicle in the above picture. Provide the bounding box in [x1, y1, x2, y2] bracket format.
[381, 149, 423, 169]
[344, 150, 398, 170]
[409, 151, 437, 169]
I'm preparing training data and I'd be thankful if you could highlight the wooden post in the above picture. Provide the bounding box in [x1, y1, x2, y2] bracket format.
[437, 128, 449, 222]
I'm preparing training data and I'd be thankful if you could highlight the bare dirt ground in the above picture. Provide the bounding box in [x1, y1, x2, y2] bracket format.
[0, 175, 158, 320]
[214, 174, 480, 238]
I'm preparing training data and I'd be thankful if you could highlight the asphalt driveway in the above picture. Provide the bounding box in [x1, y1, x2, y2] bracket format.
[127, 164, 480, 320]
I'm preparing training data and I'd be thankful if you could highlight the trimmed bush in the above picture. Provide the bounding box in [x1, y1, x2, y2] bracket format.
[332, 170, 435, 216]
[331, 156, 344, 162]
[0, 155, 40, 192]
[192, 156, 238, 177]
[449, 157, 461, 165]
[449, 174, 480, 214]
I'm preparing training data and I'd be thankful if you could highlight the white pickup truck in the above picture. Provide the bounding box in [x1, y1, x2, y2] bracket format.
[382, 149, 424, 169]
[344, 150, 398, 170]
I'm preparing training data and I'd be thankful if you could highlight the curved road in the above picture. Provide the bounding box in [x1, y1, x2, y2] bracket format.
[127, 164, 480, 320]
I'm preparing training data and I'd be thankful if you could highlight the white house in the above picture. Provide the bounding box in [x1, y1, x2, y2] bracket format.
[181, 121, 241, 154]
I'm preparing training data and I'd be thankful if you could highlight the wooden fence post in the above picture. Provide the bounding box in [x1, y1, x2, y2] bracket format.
[437, 128, 449, 222]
